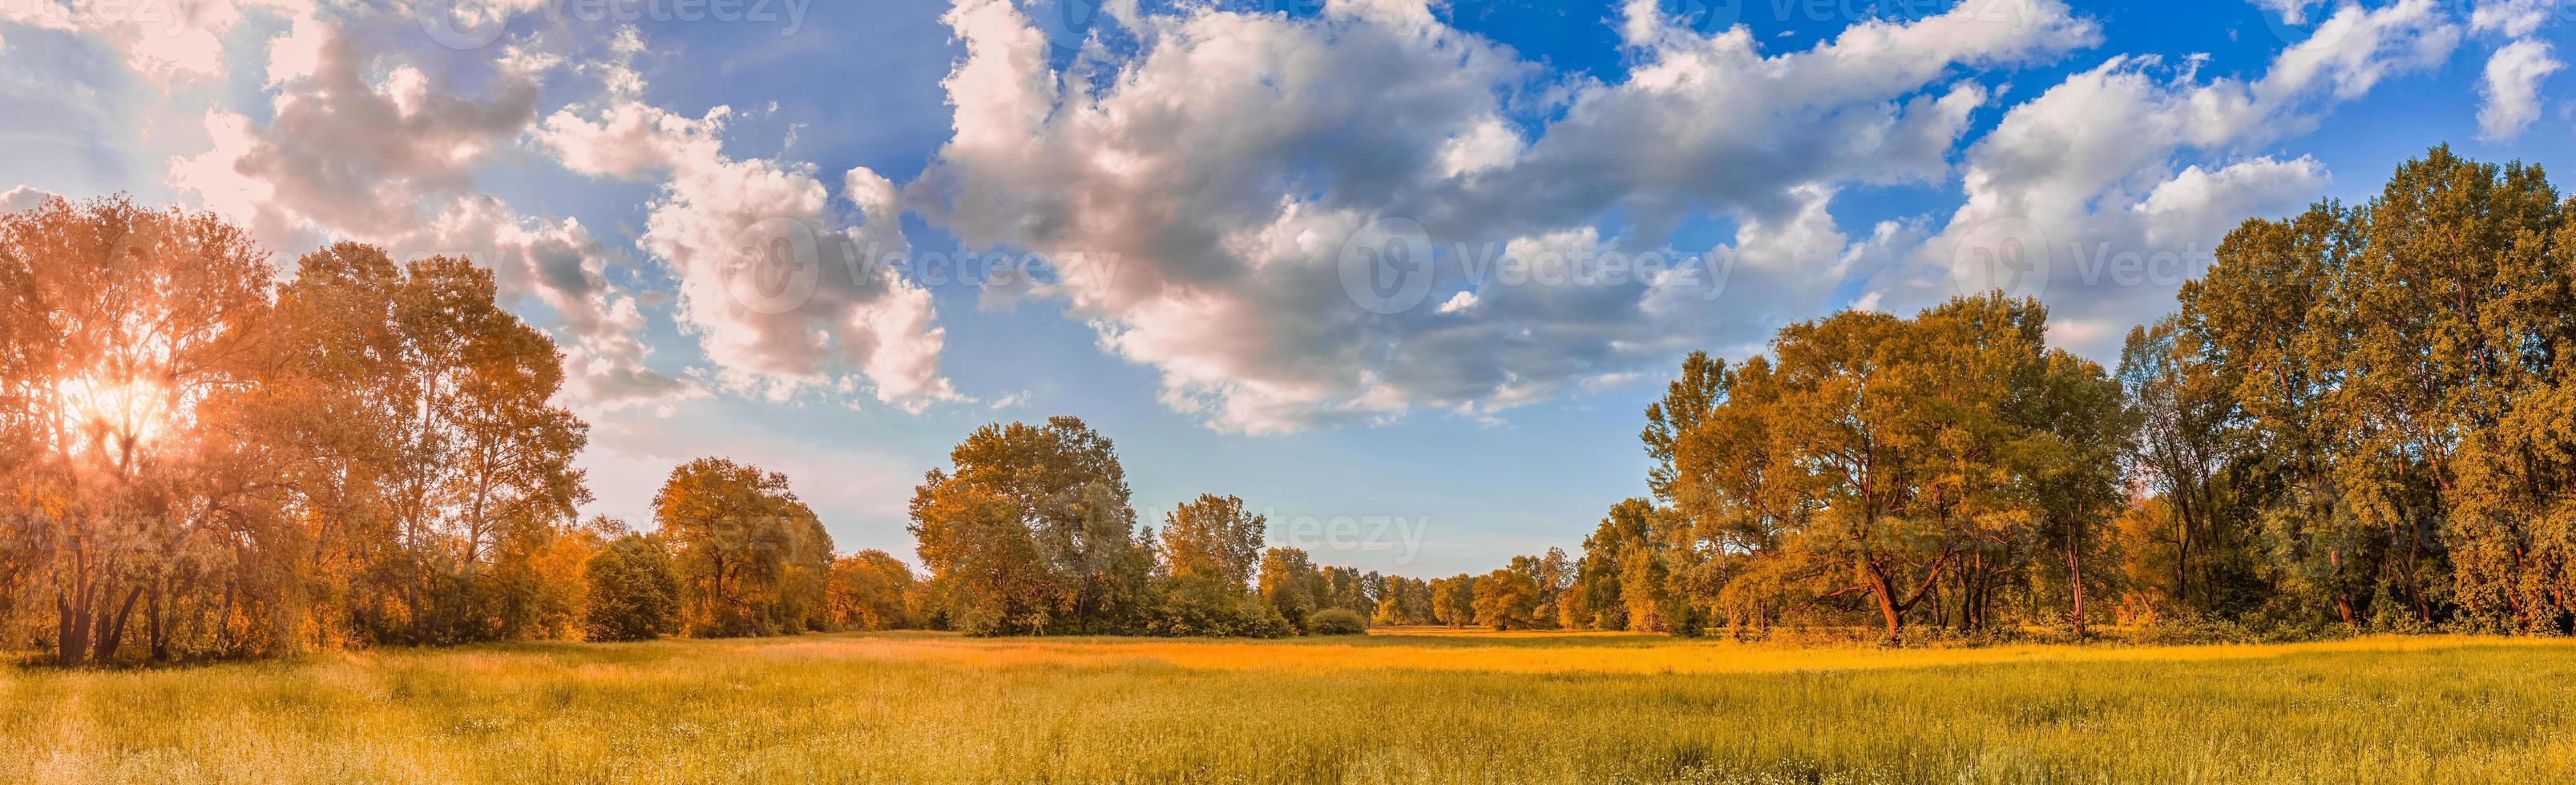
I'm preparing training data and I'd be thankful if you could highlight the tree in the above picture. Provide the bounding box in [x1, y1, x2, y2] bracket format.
[1429, 574, 1475, 629]
[2117, 317, 2234, 610]
[261, 243, 590, 646]
[652, 458, 833, 638]
[1471, 567, 1540, 630]
[909, 417, 1153, 635]
[0, 195, 273, 665]
[584, 533, 680, 642]
[824, 550, 919, 631]
[1161, 494, 1265, 589]
[1257, 546, 1323, 630]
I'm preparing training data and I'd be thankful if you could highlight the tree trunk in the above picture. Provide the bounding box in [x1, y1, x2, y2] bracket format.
[2067, 516, 2086, 638]
[92, 586, 143, 663]
[56, 590, 91, 666]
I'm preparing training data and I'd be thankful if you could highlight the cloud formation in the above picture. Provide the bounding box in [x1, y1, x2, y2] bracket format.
[918, 0, 2099, 433]
[164, 14, 692, 411]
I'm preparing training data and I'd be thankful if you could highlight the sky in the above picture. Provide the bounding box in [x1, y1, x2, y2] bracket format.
[4, 0, 2572, 577]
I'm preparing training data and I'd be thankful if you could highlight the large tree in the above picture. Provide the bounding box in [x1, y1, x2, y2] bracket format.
[0, 195, 272, 665]
[909, 417, 1153, 634]
[1161, 493, 1266, 589]
[653, 458, 833, 638]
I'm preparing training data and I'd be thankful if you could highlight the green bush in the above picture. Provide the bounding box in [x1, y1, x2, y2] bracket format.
[584, 535, 680, 642]
[1306, 607, 1368, 635]
[1141, 575, 1292, 638]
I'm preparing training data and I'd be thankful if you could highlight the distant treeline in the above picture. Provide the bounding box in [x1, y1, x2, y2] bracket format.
[9, 145, 2573, 665]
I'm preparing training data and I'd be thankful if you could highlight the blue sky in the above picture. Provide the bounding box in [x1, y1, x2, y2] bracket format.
[5, 0, 2572, 576]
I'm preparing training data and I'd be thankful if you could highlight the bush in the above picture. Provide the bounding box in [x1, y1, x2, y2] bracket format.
[1141, 575, 1293, 638]
[1306, 607, 1369, 635]
[584, 535, 680, 642]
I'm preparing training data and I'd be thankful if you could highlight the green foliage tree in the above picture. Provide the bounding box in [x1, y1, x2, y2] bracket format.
[1257, 546, 1323, 630]
[1306, 607, 1368, 635]
[584, 533, 680, 642]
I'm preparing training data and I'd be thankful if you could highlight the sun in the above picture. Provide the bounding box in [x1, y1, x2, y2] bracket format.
[51, 372, 175, 467]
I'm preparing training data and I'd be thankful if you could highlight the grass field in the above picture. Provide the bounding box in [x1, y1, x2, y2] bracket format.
[7, 629, 2576, 783]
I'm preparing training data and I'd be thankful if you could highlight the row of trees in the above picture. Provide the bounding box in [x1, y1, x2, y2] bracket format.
[1410, 145, 2576, 642]
[0, 197, 918, 665]
[906, 417, 1410, 637]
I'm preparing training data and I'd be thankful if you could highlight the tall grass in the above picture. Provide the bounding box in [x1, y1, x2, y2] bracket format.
[5, 630, 2574, 783]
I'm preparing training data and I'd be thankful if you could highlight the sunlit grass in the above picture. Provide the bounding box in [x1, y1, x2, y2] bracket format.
[7, 630, 2576, 783]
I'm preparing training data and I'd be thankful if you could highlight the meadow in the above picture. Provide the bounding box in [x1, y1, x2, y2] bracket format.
[6, 630, 2576, 783]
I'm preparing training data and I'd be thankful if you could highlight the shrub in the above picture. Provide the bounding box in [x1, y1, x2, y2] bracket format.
[1141, 575, 1293, 638]
[1306, 607, 1369, 635]
[584, 535, 680, 642]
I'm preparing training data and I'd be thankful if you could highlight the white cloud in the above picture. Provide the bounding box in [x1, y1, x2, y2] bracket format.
[2, 0, 305, 83]
[1876, 0, 2454, 359]
[542, 99, 960, 409]
[167, 18, 691, 412]
[2470, 0, 2554, 38]
[918, 0, 2099, 433]
[2478, 38, 2562, 140]
[1, 185, 55, 212]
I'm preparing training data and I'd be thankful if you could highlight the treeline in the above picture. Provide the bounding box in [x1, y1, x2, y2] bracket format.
[907, 417, 1420, 637]
[0, 198, 919, 666]
[1424, 145, 2576, 642]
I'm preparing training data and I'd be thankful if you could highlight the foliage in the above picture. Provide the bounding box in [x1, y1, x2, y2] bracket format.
[822, 550, 919, 631]
[1141, 574, 1291, 638]
[908, 417, 1154, 635]
[652, 459, 833, 638]
[1305, 607, 1367, 635]
[583, 533, 680, 642]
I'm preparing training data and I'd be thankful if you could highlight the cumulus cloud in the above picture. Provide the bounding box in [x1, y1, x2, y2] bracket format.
[2470, 0, 2555, 38]
[916, 0, 2098, 433]
[2, 0, 305, 83]
[1875, 0, 2455, 357]
[539, 97, 960, 409]
[2478, 38, 2562, 140]
[166, 17, 692, 411]
[1, 185, 55, 212]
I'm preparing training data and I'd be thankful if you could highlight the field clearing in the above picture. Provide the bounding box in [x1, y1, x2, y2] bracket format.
[7, 630, 2576, 783]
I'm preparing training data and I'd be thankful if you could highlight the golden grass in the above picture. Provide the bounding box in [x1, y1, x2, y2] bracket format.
[7, 630, 2576, 783]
